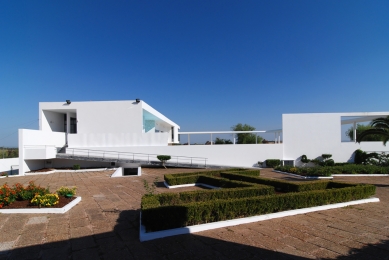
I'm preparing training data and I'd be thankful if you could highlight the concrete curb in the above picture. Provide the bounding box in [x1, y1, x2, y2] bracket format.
[0, 196, 81, 214]
[273, 170, 333, 179]
[24, 168, 114, 176]
[139, 197, 379, 241]
[163, 181, 220, 189]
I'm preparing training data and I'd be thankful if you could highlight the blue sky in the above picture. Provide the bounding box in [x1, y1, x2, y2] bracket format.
[1, 0, 388, 147]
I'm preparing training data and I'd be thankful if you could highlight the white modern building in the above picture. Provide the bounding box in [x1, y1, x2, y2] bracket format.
[16, 100, 389, 175]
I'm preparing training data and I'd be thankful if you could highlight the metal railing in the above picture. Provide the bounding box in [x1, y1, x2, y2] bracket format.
[58, 147, 208, 167]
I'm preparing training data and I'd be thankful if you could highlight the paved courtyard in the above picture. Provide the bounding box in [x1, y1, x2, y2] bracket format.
[0, 167, 388, 259]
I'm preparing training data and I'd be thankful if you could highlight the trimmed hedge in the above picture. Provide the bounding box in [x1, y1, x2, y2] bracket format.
[265, 159, 281, 168]
[144, 185, 275, 207]
[220, 172, 334, 192]
[164, 168, 259, 186]
[275, 165, 389, 176]
[141, 183, 376, 232]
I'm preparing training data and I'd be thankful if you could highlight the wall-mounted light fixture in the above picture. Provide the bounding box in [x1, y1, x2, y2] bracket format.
[66, 100, 71, 104]
[136, 98, 140, 103]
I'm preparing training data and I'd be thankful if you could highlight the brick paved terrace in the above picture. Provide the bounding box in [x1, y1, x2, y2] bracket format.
[0, 167, 388, 259]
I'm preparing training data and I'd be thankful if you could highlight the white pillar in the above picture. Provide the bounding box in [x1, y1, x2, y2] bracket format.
[188, 134, 190, 146]
[353, 121, 357, 142]
[211, 133, 213, 145]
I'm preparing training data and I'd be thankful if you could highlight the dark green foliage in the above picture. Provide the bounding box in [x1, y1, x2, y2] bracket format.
[346, 124, 382, 141]
[221, 172, 331, 192]
[231, 123, 263, 144]
[151, 185, 274, 207]
[157, 155, 171, 161]
[214, 138, 233, 144]
[73, 164, 80, 170]
[265, 159, 281, 168]
[164, 168, 254, 186]
[275, 165, 389, 176]
[301, 155, 310, 164]
[141, 183, 376, 232]
[356, 116, 389, 146]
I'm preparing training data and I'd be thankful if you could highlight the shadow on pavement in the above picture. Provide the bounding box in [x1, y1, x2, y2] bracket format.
[2, 209, 389, 260]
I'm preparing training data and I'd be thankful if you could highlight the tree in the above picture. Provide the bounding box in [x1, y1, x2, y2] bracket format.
[345, 124, 382, 141]
[214, 138, 233, 144]
[231, 123, 263, 144]
[356, 116, 389, 146]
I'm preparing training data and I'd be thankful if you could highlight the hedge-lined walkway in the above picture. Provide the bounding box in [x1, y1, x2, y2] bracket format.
[0, 167, 388, 259]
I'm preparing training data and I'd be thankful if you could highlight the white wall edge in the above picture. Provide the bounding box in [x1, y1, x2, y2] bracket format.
[24, 168, 114, 176]
[164, 181, 219, 189]
[0, 196, 81, 214]
[139, 197, 379, 242]
[273, 170, 334, 179]
[333, 174, 389, 177]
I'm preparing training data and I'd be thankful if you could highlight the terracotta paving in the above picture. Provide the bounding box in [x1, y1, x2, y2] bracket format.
[0, 167, 388, 259]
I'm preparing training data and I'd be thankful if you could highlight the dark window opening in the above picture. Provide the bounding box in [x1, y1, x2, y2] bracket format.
[123, 168, 138, 176]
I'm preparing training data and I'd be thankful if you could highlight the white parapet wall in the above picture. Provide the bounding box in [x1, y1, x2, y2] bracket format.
[0, 158, 19, 175]
[282, 113, 389, 165]
[75, 144, 284, 168]
[19, 129, 66, 175]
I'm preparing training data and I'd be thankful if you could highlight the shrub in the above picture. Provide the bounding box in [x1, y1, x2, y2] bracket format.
[56, 186, 77, 197]
[31, 193, 59, 207]
[301, 155, 310, 164]
[164, 168, 255, 186]
[73, 164, 80, 170]
[0, 183, 17, 208]
[157, 155, 171, 169]
[275, 164, 389, 176]
[265, 159, 281, 168]
[14, 181, 50, 201]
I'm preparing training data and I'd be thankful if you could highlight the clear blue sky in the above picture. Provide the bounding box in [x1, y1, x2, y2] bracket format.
[1, 0, 388, 147]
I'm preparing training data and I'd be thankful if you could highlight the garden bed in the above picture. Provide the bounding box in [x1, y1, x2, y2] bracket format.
[1, 196, 76, 209]
[140, 168, 377, 239]
[0, 197, 81, 214]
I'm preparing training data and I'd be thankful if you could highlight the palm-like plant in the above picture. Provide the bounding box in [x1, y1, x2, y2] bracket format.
[356, 116, 389, 146]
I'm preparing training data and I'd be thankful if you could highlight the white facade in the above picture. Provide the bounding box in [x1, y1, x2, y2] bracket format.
[17, 100, 389, 175]
[19, 100, 180, 174]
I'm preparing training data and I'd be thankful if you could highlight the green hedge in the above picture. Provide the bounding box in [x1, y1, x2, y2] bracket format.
[220, 172, 334, 192]
[265, 159, 281, 168]
[164, 168, 259, 186]
[275, 165, 389, 176]
[145, 185, 275, 207]
[141, 183, 376, 232]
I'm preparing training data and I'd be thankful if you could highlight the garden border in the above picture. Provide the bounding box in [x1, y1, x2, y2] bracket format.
[139, 197, 379, 241]
[25, 168, 114, 176]
[0, 196, 81, 214]
[163, 181, 220, 189]
[273, 170, 334, 179]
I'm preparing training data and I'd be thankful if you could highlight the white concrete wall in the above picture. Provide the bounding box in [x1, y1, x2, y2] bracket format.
[40, 100, 143, 134]
[0, 158, 19, 175]
[79, 144, 283, 168]
[282, 113, 389, 165]
[42, 110, 64, 132]
[68, 132, 169, 147]
[19, 129, 66, 175]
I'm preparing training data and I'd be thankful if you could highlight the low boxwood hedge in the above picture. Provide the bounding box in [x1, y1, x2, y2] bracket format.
[141, 183, 375, 232]
[220, 172, 334, 192]
[265, 159, 281, 168]
[275, 165, 389, 176]
[164, 168, 260, 186]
